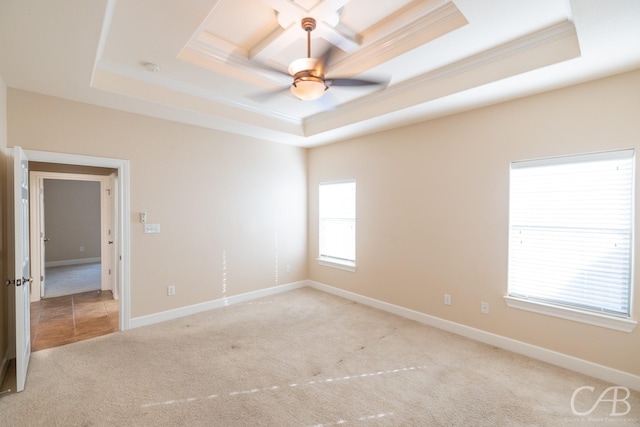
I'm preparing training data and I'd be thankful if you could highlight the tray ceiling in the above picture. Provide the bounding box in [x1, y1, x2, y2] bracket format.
[1, 0, 639, 147]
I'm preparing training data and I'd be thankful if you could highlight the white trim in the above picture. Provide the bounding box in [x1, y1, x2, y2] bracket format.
[326, 1, 467, 75]
[306, 280, 640, 392]
[129, 281, 307, 329]
[317, 257, 356, 272]
[319, 178, 356, 186]
[23, 149, 131, 330]
[44, 257, 101, 268]
[511, 148, 634, 169]
[504, 296, 637, 333]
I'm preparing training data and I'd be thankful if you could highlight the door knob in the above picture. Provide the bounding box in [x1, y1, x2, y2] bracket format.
[44, 238, 50, 242]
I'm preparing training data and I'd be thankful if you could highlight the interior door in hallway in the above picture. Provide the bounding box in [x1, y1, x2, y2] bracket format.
[38, 177, 46, 298]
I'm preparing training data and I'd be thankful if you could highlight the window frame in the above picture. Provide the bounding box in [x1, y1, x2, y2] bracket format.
[317, 179, 356, 272]
[505, 149, 637, 333]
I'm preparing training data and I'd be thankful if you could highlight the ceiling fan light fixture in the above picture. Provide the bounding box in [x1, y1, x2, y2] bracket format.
[290, 77, 327, 100]
[289, 56, 327, 100]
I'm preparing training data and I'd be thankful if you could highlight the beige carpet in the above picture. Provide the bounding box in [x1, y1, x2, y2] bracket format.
[1, 287, 638, 426]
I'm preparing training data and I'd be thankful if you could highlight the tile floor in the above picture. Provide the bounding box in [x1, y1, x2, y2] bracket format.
[30, 290, 119, 351]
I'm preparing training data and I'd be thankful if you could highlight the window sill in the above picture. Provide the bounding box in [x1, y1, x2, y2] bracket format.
[504, 296, 637, 333]
[317, 257, 356, 272]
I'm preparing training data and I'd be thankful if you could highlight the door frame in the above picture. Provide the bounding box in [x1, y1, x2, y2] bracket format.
[22, 149, 131, 330]
[29, 172, 114, 302]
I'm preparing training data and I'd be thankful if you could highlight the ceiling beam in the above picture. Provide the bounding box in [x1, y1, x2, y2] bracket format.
[308, 0, 350, 23]
[314, 23, 360, 53]
[248, 24, 300, 64]
[252, 0, 361, 64]
[261, 0, 305, 27]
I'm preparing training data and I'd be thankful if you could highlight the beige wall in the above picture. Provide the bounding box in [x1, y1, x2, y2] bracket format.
[5, 69, 639, 379]
[308, 69, 640, 376]
[0, 75, 8, 375]
[7, 90, 308, 318]
[43, 179, 101, 262]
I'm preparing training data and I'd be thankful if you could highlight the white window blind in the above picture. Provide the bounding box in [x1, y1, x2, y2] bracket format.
[319, 180, 356, 266]
[508, 150, 634, 317]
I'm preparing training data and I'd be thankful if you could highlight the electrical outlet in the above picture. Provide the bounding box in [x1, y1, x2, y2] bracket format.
[444, 294, 452, 305]
[79, 246, 85, 252]
[167, 285, 175, 296]
[481, 301, 490, 314]
[286, 265, 291, 273]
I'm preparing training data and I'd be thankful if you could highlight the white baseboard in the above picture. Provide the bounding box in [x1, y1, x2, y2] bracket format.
[307, 280, 640, 392]
[45, 257, 101, 268]
[129, 281, 307, 329]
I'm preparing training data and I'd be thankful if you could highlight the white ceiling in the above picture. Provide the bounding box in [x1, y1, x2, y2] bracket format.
[0, 0, 639, 147]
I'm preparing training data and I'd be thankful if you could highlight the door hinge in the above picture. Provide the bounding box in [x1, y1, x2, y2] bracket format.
[108, 269, 111, 275]
[41, 275, 44, 282]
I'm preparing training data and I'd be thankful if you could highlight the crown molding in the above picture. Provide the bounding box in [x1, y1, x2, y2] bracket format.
[328, 0, 468, 77]
[304, 20, 580, 135]
[180, 32, 291, 87]
[92, 59, 302, 126]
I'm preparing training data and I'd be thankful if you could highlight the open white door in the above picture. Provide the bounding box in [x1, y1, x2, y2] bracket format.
[11, 146, 31, 392]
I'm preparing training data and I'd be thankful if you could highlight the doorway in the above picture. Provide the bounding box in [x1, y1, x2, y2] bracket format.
[5, 148, 130, 392]
[26, 155, 129, 351]
[29, 171, 116, 301]
[29, 170, 118, 350]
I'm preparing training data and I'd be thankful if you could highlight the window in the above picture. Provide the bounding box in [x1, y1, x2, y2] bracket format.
[318, 180, 356, 271]
[506, 150, 637, 332]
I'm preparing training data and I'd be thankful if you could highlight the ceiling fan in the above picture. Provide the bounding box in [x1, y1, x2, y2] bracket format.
[252, 17, 388, 102]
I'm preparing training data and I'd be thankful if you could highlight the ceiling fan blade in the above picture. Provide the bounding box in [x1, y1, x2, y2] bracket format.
[248, 60, 292, 79]
[248, 86, 291, 103]
[326, 77, 389, 87]
[313, 91, 337, 111]
[227, 46, 292, 80]
[316, 45, 341, 75]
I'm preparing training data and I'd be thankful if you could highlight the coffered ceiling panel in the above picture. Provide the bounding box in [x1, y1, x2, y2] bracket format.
[202, 1, 276, 48]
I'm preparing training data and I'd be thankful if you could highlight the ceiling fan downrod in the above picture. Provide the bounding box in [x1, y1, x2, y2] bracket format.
[301, 17, 316, 58]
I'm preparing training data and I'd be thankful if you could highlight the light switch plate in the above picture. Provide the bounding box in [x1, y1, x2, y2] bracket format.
[144, 223, 160, 234]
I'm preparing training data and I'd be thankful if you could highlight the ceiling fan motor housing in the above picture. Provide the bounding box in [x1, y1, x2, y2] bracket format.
[301, 17, 316, 32]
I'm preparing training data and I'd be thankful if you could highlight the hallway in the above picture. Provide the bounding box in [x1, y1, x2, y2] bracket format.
[30, 290, 118, 351]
